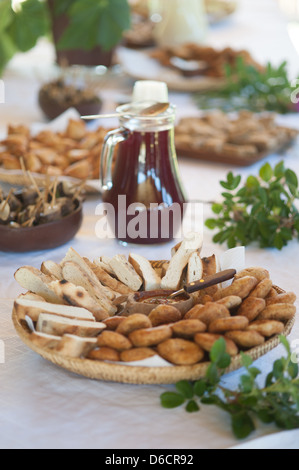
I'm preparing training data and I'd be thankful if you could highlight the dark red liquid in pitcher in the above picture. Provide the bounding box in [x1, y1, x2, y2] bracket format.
[102, 128, 186, 244]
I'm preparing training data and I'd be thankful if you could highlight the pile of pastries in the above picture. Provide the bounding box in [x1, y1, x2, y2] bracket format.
[0, 119, 109, 181]
[175, 111, 299, 162]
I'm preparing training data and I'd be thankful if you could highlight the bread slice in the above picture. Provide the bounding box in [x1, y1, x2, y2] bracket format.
[30, 331, 62, 349]
[56, 335, 97, 358]
[161, 233, 204, 290]
[14, 266, 62, 304]
[61, 247, 115, 301]
[171, 241, 182, 257]
[61, 261, 116, 313]
[202, 254, 220, 278]
[187, 251, 204, 283]
[49, 280, 114, 320]
[201, 254, 221, 296]
[128, 253, 161, 291]
[41, 260, 63, 280]
[109, 255, 143, 292]
[17, 292, 47, 302]
[93, 256, 115, 276]
[36, 314, 106, 338]
[14, 298, 96, 322]
[85, 259, 134, 295]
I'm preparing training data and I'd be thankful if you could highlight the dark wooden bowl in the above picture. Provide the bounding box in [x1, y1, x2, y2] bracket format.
[38, 89, 102, 121]
[0, 200, 83, 253]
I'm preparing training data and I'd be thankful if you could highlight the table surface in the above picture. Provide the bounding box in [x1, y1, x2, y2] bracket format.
[1, 0, 299, 450]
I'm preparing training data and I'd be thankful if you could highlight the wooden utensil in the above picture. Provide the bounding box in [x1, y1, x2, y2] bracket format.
[81, 102, 170, 120]
[168, 269, 237, 299]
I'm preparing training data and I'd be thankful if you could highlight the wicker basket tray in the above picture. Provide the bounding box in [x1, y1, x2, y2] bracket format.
[11, 286, 295, 385]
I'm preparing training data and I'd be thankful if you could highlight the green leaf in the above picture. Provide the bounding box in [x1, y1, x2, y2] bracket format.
[288, 361, 299, 380]
[241, 353, 253, 369]
[212, 203, 223, 215]
[257, 408, 275, 424]
[274, 161, 286, 179]
[248, 367, 261, 379]
[259, 163, 273, 182]
[57, 0, 131, 51]
[274, 232, 285, 250]
[194, 380, 207, 398]
[210, 338, 226, 364]
[246, 175, 259, 188]
[285, 169, 298, 188]
[0, 31, 17, 74]
[240, 374, 254, 394]
[0, 0, 13, 32]
[52, 0, 74, 16]
[206, 363, 220, 385]
[175, 381, 194, 400]
[258, 187, 268, 205]
[160, 392, 185, 409]
[273, 359, 284, 379]
[205, 218, 218, 230]
[217, 353, 232, 369]
[280, 335, 291, 354]
[8, 0, 49, 52]
[232, 411, 256, 440]
[185, 400, 200, 413]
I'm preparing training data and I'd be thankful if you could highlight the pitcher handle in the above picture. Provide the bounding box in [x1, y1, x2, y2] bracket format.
[100, 128, 129, 191]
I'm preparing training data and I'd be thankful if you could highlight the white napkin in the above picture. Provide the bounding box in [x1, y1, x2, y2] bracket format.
[230, 429, 299, 449]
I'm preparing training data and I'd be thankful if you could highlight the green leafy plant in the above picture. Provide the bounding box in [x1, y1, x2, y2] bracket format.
[160, 336, 299, 440]
[0, 0, 131, 76]
[193, 58, 299, 114]
[0, 0, 49, 76]
[205, 161, 299, 250]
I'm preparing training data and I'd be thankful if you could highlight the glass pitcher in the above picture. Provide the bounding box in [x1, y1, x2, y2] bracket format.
[100, 101, 187, 245]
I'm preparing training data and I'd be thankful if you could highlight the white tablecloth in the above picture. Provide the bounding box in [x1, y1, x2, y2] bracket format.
[0, 0, 299, 450]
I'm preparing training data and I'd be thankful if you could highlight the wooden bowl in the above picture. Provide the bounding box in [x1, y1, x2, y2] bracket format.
[38, 85, 102, 121]
[0, 200, 83, 253]
[122, 290, 194, 316]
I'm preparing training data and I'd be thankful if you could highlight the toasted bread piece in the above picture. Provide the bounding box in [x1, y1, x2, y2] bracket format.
[56, 335, 97, 358]
[84, 258, 133, 295]
[14, 266, 62, 304]
[202, 254, 220, 277]
[201, 254, 222, 297]
[41, 260, 63, 280]
[171, 241, 182, 257]
[36, 314, 106, 338]
[93, 256, 115, 276]
[49, 280, 113, 320]
[14, 298, 96, 322]
[109, 255, 143, 292]
[17, 292, 47, 302]
[61, 247, 115, 300]
[161, 233, 203, 290]
[187, 251, 203, 283]
[30, 331, 62, 349]
[128, 253, 161, 291]
[61, 261, 116, 313]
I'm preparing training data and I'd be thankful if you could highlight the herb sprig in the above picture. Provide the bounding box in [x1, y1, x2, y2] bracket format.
[205, 161, 299, 250]
[193, 58, 298, 114]
[160, 336, 299, 440]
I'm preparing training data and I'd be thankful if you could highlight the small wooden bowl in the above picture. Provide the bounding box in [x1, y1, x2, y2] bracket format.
[0, 200, 83, 253]
[122, 289, 195, 317]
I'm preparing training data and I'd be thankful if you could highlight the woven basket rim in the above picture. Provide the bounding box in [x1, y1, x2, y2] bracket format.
[11, 286, 296, 385]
